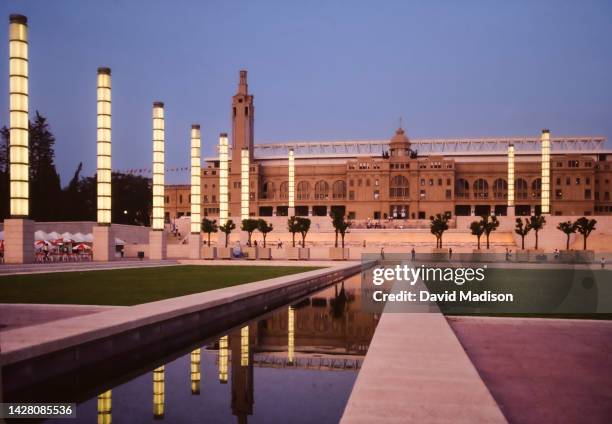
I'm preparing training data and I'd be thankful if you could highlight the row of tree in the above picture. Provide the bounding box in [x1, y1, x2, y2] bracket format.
[0, 112, 152, 225]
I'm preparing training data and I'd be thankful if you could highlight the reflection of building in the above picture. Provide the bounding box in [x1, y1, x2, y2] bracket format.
[231, 327, 254, 424]
[190, 349, 201, 395]
[97, 390, 112, 424]
[165, 70, 612, 221]
[152, 366, 165, 419]
[218, 335, 229, 384]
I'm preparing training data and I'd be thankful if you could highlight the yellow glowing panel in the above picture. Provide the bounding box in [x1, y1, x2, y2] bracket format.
[218, 335, 228, 383]
[241, 326, 249, 366]
[152, 103, 165, 230]
[9, 18, 28, 217]
[190, 348, 201, 394]
[190, 126, 201, 234]
[219, 134, 229, 225]
[541, 130, 550, 214]
[288, 306, 295, 363]
[96, 68, 112, 225]
[241, 148, 249, 220]
[507, 144, 515, 207]
[288, 149, 295, 209]
[153, 366, 165, 418]
[97, 390, 112, 424]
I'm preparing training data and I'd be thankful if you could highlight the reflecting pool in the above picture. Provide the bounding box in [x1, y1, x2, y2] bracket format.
[44, 273, 379, 423]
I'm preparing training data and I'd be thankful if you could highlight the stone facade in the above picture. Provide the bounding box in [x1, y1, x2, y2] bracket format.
[165, 71, 612, 222]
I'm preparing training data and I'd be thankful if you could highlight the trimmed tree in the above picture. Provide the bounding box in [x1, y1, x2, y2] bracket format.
[201, 218, 218, 247]
[241, 218, 259, 246]
[297, 217, 311, 248]
[219, 219, 236, 248]
[575, 217, 597, 250]
[470, 220, 485, 250]
[515, 217, 531, 250]
[429, 213, 449, 249]
[331, 212, 351, 248]
[482, 214, 499, 249]
[257, 219, 273, 248]
[287, 216, 300, 247]
[529, 215, 546, 250]
[557, 220, 577, 250]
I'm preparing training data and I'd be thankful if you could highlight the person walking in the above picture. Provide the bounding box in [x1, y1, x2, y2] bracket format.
[448, 247, 453, 260]
[411, 247, 416, 262]
[601, 257, 606, 269]
[380, 247, 385, 260]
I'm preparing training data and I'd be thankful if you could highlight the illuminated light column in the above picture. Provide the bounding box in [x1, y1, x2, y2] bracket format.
[288, 149, 295, 217]
[93, 67, 115, 261]
[152, 366, 165, 419]
[288, 306, 295, 364]
[507, 143, 515, 216]
[5, 14, 34, 264]
[190, 348, 201, 395]
[218, 335, 229, 384]
[240, 326, 249, 366]
[541, 129, 551, 215]
[97, 390, 112, 424]
[241, 148, 249, 221]
[149, 102, 167, 260]
[218, 133, 229, 246]
[188, 124, 202, 259]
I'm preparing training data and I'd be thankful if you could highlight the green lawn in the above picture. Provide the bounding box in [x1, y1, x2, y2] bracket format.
[0, 265, 321, 306]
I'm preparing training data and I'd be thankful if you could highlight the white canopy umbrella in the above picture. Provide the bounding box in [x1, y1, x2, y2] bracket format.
[83, 233, 94, 243]
[61, 232, 74, 242]
[47, 231, 61, 240]
[72, 232, 86, 242]
[115, 237, 125, 245]
[34, 230, 48, 241]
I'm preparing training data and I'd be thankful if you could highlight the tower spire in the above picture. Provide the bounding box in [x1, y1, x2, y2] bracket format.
[238, 70, 248, 95]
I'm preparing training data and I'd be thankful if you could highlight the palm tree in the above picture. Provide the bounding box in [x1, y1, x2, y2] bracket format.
[556, 220, 576, 250]
[257, 219, 273, 247]
[470, 220, 485, 250]
[201, 218, 218, 247]
[429, 213, 449, 249]
[219, 219, 236, 248]
[575, 217, 597, 250]
[515, 217, 531, 250]
[482, 214, 499, 249]
[529, 214, 546, 250]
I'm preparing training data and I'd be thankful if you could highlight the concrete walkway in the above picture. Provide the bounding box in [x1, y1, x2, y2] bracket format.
[0, 304, 122, 331]
[341, 283, 507, 423]
[0, 259, 179, 276]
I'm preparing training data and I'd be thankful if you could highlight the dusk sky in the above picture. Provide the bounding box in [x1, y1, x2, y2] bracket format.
[1, 0, 611, 184]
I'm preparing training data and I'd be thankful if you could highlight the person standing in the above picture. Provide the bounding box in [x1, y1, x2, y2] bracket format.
[411, 247, 416, 262]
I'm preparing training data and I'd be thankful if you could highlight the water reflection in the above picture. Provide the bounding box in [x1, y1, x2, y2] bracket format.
[44, 276, 378, 423]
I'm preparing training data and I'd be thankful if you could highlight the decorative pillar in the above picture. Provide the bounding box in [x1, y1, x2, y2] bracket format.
[288, 306, 295, 364]
[190, 348, 201, 395]
[218, 335, 229, 384]
[152, 366, 165, 419]
[507, 143, 515, 216]
[149, 102, 167, 259]
[241, 148, 249, 221]
[5, 14, 34, 264]
[188, 124, 202, 259]
[541, 129, 550, 215]
[288, 148, 295, 217]
[97, 390, 112, 424]
[93, 67, 115, 261]
[218, 133, 229, 246]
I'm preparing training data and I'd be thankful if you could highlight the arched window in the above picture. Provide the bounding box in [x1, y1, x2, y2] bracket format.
[473, 179, 489, 199]
[455, 179, 469, 199]
[297, 181, 310, 200]
[493, 178, 508, 199]
[314, 180, 329, 200]
[515, 178, 528, 200]
[390, 175, 409, 198]
[531, 178, 542, 199]
[332, 180, 346, 199]
[279, 181, 288, 200]
[260, 181, 275, 200]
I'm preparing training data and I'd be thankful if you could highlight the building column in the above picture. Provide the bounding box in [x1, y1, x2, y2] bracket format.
[93, 67, 115, 261]
[541, 129, 551, 215]
[288, 148, 295, 217]
[507, 143, 515, 217]
[240, 147, 250, 244]
[218, 133, 229, 247]
[189, 124, 202, 259]
[149, 102, 167, 260]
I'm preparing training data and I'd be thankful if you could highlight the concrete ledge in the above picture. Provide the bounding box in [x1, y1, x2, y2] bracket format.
[0, 262, 366, 393]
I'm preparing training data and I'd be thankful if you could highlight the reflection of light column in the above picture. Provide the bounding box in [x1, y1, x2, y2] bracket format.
[153, 366, 165, 419]
[190, 348, 201, 395]
[240, 326, 249, 366]
[97, 68, 112, 225]
[97, 390, 112, 424]
[5, 15, 34, 264]
[241, 148, 249, 221]
[190, 125, 201, 233]
[219, 133, 229, 225]
[218, 335, 228, 383]
[541, 129, 550, 215]
[507, 143, 515, 216]
[288, 306, 295, 364]
[152, 102, 165, 230]
[288, 149, 295, 216]
[9, 14, 28, 218]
